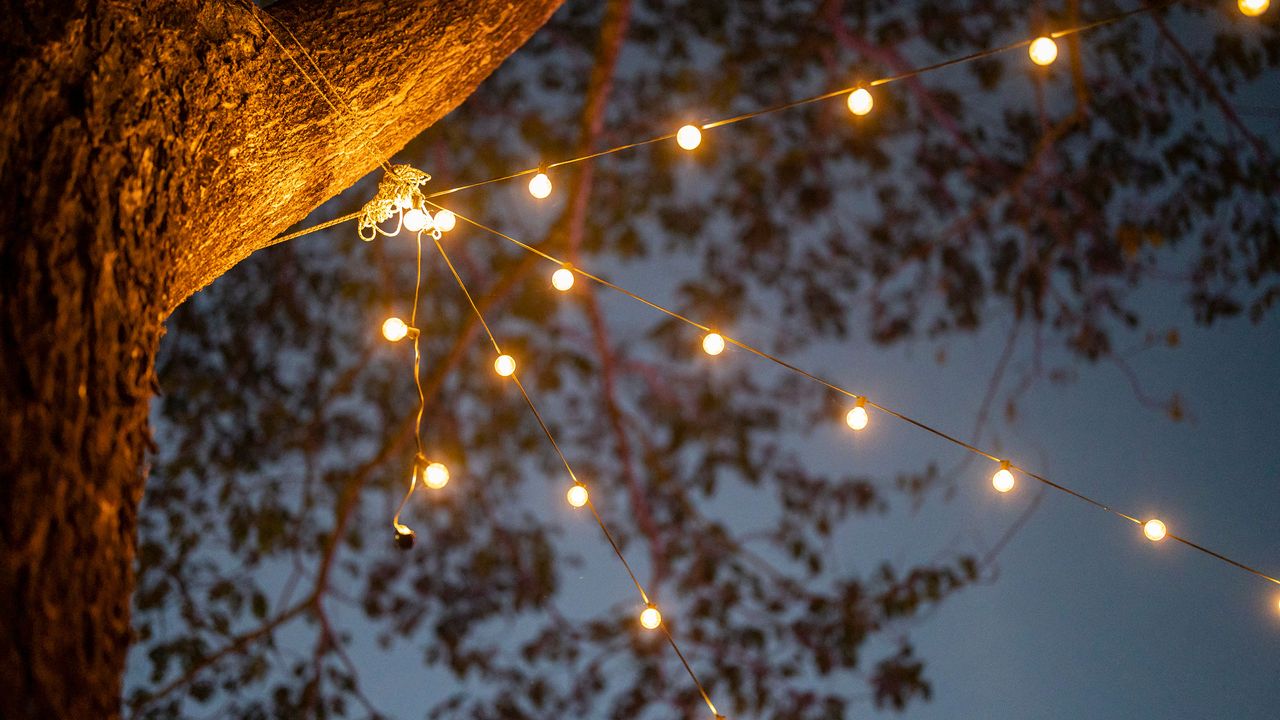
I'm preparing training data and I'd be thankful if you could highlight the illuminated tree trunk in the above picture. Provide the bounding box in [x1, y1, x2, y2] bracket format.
[0, 0, 559, 716]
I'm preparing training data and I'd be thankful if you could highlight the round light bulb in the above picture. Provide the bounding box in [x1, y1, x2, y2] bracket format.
[676, 124, 702, 150]
[992, 467, 1016, 493]
[402, 208, 430, 233]
[846, 88, 873, 116]
[702, 332, 726, 356]
[639, 606, 662, 630]
[423, 462, 449, 489]
[382, 317, 409, 342]
[529, 172, 552, 199]
[551, 267, 575, 292]
[1029, 36, 1058, 66]
[846, 406, 869, 431]
[433, 209, 457, 232]
[494, 354, 516, 377]
[567, 484, 588, 508]
[1143, 519, 1167, 542]
[1240, 0, 1269, 15]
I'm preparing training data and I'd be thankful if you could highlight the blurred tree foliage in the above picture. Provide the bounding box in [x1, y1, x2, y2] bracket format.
[128, 0, 1278, 718]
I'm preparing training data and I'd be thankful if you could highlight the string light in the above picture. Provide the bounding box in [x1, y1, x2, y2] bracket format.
[402, 207, 430, 233]
[552, 266, 576, 291]
[433, 209, 457, 232]
[425, 203, 1280, 595]
[429, 233, 724, 718]
[381, 316, 412, 342]
[529, 171, 553, 199]
[677, 124, 703, 150]
[845, 398, 869, 431]
[1144, 519, 1168, 542]
[1029, 36, 1059, 66]
[1239, 0, 1269, 16]
[424, 462, 450, 489]
[494, 354, 517, 377]
[270, 3, 1193, 250]
[567, 483, 589, 508]
[702, 332, 726, 356]
[640, 605, 662, 630]
[992, 462, 1016, 493]
[846, 88, 873, 116]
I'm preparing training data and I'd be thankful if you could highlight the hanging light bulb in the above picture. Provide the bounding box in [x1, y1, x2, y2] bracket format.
[702, 332, 726, 356]
[1239, 0, 1269, 15]
[567, 484, 588, 508]
[424, 462, 450, 489]
[494, 354, 516, 377]
[845, 398, 869, 431]
[529, 172, 552, 199]
[552, 266, 575, 292]
[433, 209, 457, 232]
[393, 523, 415, 550]
[992, 462, 1015, 493]
[1028, 36, 1058, 66]
[676, 124, 702, 150]
[402, 208, 431, 233]
[382, 317, 410, 342]
[1143, 519, 1167, 542]
[639, 605, 662, 630]
[846, 87, 874, 116]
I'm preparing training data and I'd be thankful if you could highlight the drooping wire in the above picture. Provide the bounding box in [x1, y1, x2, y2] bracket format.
[391, 229, 429, 536]
[429, 234, 723, 717]
[427, 200, 1280, 589]
[265, 0, 1184, 246]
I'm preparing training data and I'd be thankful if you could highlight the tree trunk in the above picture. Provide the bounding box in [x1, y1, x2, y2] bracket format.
[0, 0, 560, 715]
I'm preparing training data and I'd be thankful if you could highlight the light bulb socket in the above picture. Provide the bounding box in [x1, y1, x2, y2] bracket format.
[854, 396, 866, 408]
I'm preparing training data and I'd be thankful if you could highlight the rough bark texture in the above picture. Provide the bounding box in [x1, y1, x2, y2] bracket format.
[0, 0, 560, 716]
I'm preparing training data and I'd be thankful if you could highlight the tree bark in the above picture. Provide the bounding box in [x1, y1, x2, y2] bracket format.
[0, 0, 560, 716]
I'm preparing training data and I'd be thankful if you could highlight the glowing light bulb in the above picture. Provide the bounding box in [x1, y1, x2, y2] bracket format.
[639, 606, 662, 630]
[702, 332, 726, 356]
[403, 208, 430, 233]
[1240, 0, 1269, 15]
[676, 124, 702, 150]
[494, 354, 516, 377]
[846, 405, 869, 431]
[424, 462, 449, 489]
[1143, 519, 1167, 542]
[382, 317, 409, 342]
[433, 209, 457, 232]
[552, 267, 575, 292]
[846, 88, 873, 116]
[1029, 36, 1058, 66]
[992, 465, 1015, 493]
[529, 172, 552, 199]
[567, 484, 588, 508]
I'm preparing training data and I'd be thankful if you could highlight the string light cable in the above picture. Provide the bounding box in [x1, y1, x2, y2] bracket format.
[429, 232, 726, 718]
[263, 0, 1208, 247]
[424, 198, 1280, 590]
[234, 0, 394, 174]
